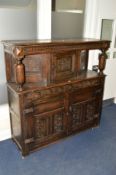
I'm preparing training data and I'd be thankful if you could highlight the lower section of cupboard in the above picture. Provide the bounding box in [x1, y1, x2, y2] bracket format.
[8, 76, 104, 156]
[12, 117, 100, 156]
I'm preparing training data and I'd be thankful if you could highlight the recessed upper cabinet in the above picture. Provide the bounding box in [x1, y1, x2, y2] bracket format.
[52, 0, 85, 13]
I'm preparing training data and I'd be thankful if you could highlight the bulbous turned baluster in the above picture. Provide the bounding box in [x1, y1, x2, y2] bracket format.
[98, 50, 108, 75]
[15, 59, 25, 91]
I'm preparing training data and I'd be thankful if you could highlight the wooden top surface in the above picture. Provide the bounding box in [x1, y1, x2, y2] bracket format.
[2, 38, 110, 58]
[2, 38, 110, 47]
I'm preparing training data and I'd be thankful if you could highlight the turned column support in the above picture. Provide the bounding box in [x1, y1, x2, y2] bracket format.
[13, 47, 25, 91]
[15, 58, 25, 91]
[98, 49, 108, 75]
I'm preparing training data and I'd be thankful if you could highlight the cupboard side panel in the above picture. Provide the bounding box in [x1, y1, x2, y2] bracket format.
[7, 88, 22, 150]
[4, 53, 16, 83]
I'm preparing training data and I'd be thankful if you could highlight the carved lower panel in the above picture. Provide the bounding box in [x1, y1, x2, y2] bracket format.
[54, 112, 64, 132]
[71, 103, 82, 126]
[35, 117, 47, 139]
[71, 98, 99, 129]
[34, 110, 65, 141]
[86, 99, 95, 121]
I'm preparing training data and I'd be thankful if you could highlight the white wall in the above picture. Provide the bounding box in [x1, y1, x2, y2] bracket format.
[0, 0, 32, 7]
[0, 1, 37, 41]
[37, 0, 51, 39]
[0, 2, 37, 103]
[52, 0, 85, 39]
[84, 0, 116, 101]
[52, 12, 84, 39]
[55, 0, 85, 10]
[98, 0, 116, 100]
[0, 1, 37, 141]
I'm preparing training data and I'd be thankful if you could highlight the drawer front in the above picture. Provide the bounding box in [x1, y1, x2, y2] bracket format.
[24, 87, 65, 115]
[33, 96, 64, 115]
[70, 86, 103, 103]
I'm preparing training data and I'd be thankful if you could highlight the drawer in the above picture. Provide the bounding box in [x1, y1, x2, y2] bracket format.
[23, 87, 65, 116]
[70, 86, 103, 103]
[24, 86, 65, 103]
[33, 96, 64, 115]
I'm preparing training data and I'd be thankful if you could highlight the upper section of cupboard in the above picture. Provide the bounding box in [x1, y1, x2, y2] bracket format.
[3, 38, 110, 91]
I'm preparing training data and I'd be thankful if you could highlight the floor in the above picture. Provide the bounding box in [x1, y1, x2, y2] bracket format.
[0, 104, 116, 175]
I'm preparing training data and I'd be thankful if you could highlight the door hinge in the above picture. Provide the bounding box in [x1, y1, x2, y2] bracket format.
[24, 137, 34, 144]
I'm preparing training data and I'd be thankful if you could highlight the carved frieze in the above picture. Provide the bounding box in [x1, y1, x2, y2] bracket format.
[24, 78, 103, 104]
[3, 40, 110, 57]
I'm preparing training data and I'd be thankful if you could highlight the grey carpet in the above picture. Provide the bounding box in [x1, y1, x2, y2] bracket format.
[0, 104, 116, 175]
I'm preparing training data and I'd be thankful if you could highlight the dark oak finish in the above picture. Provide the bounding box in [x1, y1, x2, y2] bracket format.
[3, 38, 110, 156]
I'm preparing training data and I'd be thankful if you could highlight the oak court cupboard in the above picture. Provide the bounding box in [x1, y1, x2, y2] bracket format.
[3, 38, 110, 156]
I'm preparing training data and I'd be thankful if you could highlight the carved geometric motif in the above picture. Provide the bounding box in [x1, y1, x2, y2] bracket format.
[35, 110, 64, 140]
[51, 52, 76, 82]
[23, 56, 41, 72]
[71, 103, 82, 127]
[71, 98, 98, 129]
[54, 112, 64, 133]
[35, 117, 47, 139]
[56, 56, 72, 73]
[86, 100, 95, 121]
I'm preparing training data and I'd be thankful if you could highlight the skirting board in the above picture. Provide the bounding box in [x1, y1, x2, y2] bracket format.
[0, 104, 11, 141]
[0, 129, 11, 141]
[0, 98, 115, 141]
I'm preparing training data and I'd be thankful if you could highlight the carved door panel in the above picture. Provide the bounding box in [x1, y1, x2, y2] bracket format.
[23, 107, 67, 150]
[69, 87, 103, 133]
[23, 92, 67, 150]
[50, 51, 77, 82]
[33, 108, 66, 145]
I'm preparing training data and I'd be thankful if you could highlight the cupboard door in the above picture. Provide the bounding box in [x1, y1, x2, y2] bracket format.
[23, 93, 67, 150]
[33, 108, 66, 145]
[69, 87, 103, 133]
[24, 107, 67, 151]
[23, 107, 67, 151]
[51, 51, 77, 82]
